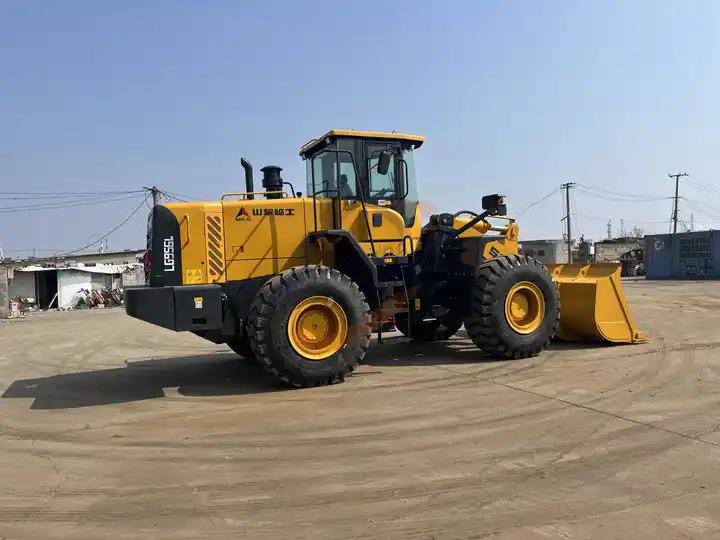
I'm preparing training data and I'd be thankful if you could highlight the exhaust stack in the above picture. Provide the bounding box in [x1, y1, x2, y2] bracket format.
[241, 158, 254, 200]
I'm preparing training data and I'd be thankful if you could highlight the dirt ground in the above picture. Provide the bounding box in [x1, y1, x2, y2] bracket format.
[1, 280, 720, 539]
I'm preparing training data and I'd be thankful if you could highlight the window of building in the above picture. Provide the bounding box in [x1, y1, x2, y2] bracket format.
[679, 235, 711, 258]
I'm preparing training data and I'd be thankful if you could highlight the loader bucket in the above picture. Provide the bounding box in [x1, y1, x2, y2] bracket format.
[546, 263, 648, 344]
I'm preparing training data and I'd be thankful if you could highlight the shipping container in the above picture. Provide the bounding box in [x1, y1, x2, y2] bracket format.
[645, 231, 720, 279]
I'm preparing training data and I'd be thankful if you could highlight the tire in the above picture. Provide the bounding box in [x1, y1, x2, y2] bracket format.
[227, 332, 254, 359]
[395, 312, 463, 342]
[464, 255, 559, 359]
[247, 265, 371, 388]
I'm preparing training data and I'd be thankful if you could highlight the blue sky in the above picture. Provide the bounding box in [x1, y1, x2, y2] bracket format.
[2, 0, 719, 257]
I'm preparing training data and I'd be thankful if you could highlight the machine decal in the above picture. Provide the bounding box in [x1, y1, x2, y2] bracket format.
[235, 207, 296, 221]
[163, 237, 175, 271]
[235, 207, 251, 222]
[193, 297, 203, 309]
[252, 208, 296, 216]
[186, 269, 203, 284]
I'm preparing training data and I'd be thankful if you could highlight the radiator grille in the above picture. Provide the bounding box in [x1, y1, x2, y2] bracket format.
[206, 214, 225, 280]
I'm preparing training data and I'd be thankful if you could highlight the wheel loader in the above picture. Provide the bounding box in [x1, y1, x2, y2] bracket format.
[126, 129, 646, 387]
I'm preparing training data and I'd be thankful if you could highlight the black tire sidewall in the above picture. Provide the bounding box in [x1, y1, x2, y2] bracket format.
[490, 264, 558, 351]
[256, 268, 369, 384]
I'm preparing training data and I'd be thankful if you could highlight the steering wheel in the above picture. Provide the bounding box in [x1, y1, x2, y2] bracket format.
[371, 188, 394, 198]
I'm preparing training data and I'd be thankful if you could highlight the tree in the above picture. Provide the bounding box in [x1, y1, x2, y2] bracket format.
[628, 226, 645, 239]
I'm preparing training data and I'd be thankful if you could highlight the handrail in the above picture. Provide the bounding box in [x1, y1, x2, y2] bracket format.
[221, 191, 287, 201]
[312, 188, 342, 231]
[180, 214, 191, 248]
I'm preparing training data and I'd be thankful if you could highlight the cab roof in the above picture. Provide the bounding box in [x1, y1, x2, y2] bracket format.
[300, 129, 425, 157]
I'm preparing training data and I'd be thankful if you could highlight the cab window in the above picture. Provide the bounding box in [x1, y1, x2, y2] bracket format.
[306, 151, 357, 199]
[367, 145, 398, 199]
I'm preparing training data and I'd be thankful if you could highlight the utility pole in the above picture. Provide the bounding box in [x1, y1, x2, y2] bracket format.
[668, 172, 688, 234]
[561, 182, 576, 263]
[690, 213, 694, 231]
[143, 186, 161, 206]
[607, 218, 612, 240]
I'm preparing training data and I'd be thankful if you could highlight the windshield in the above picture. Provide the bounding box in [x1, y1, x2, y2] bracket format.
[400, 147, 419, 226]
[368, 151, 397, 199]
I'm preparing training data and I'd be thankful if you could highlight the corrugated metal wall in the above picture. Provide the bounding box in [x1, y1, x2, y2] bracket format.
[9, 271, 37, 298]
[645, 231, 720, 279]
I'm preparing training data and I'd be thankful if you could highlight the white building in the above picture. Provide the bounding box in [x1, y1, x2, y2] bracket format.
[2, 249, 144, 312]
[9, 263, 142, 309]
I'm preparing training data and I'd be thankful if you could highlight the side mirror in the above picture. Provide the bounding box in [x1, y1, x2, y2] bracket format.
[376, 150, 392, 175]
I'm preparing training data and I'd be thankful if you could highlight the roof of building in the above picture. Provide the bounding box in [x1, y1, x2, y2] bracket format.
[2, 249, 144, 266]
[300, 129, 425, 156]
[17, 263, 141, 274]
[519, 239, 566, 244]
[594, 237, 644, 245]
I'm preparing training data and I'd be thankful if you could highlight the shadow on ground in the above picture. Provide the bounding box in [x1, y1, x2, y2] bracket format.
[3, 335, 616, 410]
[2, 352, 286, 410]
[363, 332, 613, 367]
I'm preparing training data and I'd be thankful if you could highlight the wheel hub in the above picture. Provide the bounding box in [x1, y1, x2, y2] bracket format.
[287, 296, 348, 360]
[504, 281, 544, 334]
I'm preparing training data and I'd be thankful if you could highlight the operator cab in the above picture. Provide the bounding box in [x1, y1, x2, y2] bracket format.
[299, 130, 425, 227]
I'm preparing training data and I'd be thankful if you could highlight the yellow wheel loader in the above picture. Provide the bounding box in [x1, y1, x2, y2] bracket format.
[126, 130, 646, 387]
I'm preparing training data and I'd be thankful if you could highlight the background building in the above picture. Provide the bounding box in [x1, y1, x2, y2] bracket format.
[645, 231, 719, 279]
[519, 239, 569, 264]
[594, 238, 644, 262]
[1, 249, 144, 313]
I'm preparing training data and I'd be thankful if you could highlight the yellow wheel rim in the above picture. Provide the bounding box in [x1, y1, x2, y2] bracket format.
[504, 281, 545, 334]
[287, 296, 348, 360]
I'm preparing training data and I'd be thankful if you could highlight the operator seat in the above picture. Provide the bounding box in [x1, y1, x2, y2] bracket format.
[339, 174, 354, 198]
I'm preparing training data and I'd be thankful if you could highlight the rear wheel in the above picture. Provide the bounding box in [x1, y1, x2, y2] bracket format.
[464, 255, 559, 359]
[247, 266, 371, 388]
[394, 312, 463, 342]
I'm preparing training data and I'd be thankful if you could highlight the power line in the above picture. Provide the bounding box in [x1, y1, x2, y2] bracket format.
[0, 189, 144, 195]
[516, 189, 557, 217]
[683, 199, 720, 221]
[575, 212, 671, 225]
[163, 189, 200, 202]
[569, 188, 582, 239]
[0, 193, 145, 213]
[159, 189, 188, 203]
[683, 196, 720, 214]
[576, 184, 669, 203]
[55, 195, 150, 256]
[0, 190, 144, 201]
[683, 175, 720, 195]
[2, 248, 63, 253]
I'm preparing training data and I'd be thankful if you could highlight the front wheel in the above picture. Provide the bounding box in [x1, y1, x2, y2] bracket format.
[247, 266, 371, 388]
[464, 255, 559, 359]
